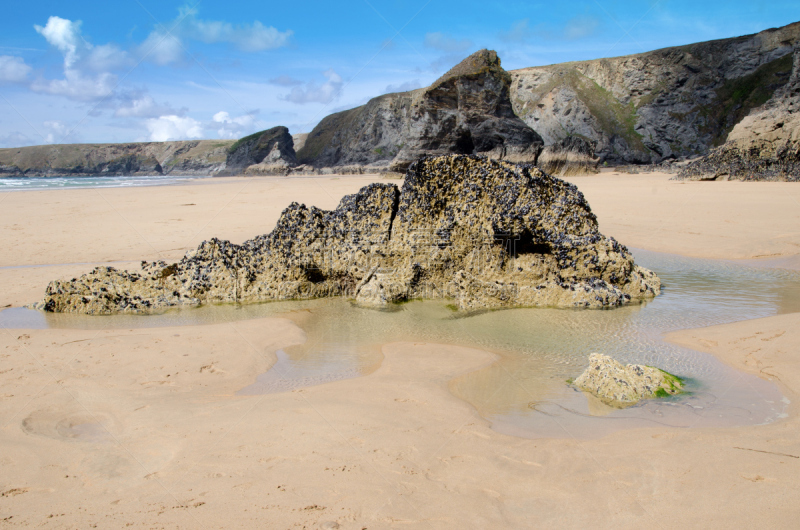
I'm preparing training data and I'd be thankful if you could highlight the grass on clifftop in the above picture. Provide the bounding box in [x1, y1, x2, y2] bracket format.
[515, 67, 646, 154]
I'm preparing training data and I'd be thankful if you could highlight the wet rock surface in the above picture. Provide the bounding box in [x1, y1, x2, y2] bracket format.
[573, 353, 684, 406]
[296, 50, 543, 171]
[37, 155, 660, 315]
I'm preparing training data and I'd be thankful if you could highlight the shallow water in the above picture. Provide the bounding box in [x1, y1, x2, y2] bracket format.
[0, 174, 207, 192]
[2, 249, 799, 439]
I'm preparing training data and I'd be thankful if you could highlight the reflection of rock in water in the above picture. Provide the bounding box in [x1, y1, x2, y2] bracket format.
[238, 349, 364, 395]
[37, 155, 660, 315]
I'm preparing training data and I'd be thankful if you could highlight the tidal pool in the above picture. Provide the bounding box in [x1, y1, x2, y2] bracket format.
[3, 249, 799, 438]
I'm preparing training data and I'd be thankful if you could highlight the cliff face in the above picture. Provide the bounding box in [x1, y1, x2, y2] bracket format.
[36, 155, 659, 315]
[678, 44, 800, 181]
[0, 140, 234, 177]
[297, 50, 543, 171]
[224, 126, 297, 175]
[510, 22, 800, 165]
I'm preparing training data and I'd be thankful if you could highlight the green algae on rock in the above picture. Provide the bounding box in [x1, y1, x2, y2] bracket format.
[572, 353, 684, 407]
[36, 155, 660, 315]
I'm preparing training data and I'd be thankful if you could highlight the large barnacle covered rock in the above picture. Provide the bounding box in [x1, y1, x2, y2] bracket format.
[36, 155, 660, 314]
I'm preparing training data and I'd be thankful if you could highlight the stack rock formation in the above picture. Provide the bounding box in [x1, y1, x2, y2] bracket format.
[37, 155, 660, 315]
[225, 126, 297, 175]
[678, 44, 800, 181]
[296, 50, 544, 171]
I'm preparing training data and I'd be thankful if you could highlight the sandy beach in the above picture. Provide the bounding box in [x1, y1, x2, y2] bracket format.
[1, 172, 799, 528]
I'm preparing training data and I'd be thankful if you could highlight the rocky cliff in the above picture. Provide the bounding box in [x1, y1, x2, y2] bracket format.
[677, 44, 800, 181]
[224, 126, 297, 175]
[0, 128, 300, 178]
[510, 21, 800, 166]
[36, 155, 660, 315]
[0, 140, 234, 177]
[296, 50, 543, 171]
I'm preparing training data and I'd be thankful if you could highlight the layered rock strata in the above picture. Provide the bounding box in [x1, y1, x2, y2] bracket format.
[296, 50, 543, 171]
[37, 155, 660, 315]
[511, 21, 800, 165]
[573, 353, 684, 406]
[678, 45, 800, 181]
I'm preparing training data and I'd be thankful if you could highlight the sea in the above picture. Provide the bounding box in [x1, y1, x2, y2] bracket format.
[0, 174, 207, 191]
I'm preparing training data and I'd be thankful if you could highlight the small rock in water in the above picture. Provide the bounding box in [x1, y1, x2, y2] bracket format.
[572, 353, 684, 407]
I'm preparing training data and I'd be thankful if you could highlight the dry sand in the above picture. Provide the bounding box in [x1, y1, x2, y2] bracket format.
[0, 172, 799, 528]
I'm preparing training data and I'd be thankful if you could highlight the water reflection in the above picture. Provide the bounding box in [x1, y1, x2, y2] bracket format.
[2, 249, 798, 438]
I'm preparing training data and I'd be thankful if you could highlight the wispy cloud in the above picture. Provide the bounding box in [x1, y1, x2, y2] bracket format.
[268, 75, 303, 87]
[0, 55, 32, 83]
[384, 80, 422, 93]
[281, 69, 343, 105]
[499, 15, 601, 42]
[423, 32, 473, 53]
[138, 6, 293, 65]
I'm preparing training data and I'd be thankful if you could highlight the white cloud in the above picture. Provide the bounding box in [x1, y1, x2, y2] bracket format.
[212, 110, 259, 138]
[138, 31, 185, 66]
[32, 16, 120, 101]
[137, 7, 293, 65]
[145, 115, 203, 141]
[0, 56, 32, 83]
[85, 43, 130, 71]
[384, 80, 422, 93]
[178, 7, 293, 52]
[43, 120, 79, 144]
[31, 69, 117, 101]
[423, 32, 472, 54]
[281, 69, 343, 105]
[114, 92, 183, 118]
[34, 16, 84, 68]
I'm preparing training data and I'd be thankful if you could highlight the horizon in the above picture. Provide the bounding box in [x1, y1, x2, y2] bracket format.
[0, 1, 797, 149]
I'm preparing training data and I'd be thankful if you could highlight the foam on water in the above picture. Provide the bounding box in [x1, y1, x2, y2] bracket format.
[2, 249, 798, 438]
[0, 175, 208, 192]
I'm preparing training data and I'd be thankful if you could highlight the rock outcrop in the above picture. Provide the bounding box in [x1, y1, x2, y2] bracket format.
[225, 126, 297, 175]
[573, 353, 684, 406]
[678, 45, 800, 181]
[36, 155, 660, 315]
[296, 50, 544, 171]
[0, 140, 233, 177]
[537, 136, 599, 176]
[511, 21, 800, 166]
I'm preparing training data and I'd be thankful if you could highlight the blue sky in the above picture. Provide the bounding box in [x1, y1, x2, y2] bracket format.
[0, 0, 797, 147]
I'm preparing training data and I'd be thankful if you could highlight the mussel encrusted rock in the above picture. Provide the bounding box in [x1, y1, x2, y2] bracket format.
[36, 155, 661, 315]
[572, 353, 684, 406]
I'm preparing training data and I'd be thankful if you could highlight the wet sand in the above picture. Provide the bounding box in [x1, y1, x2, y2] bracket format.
[1, 172, 799, 527]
